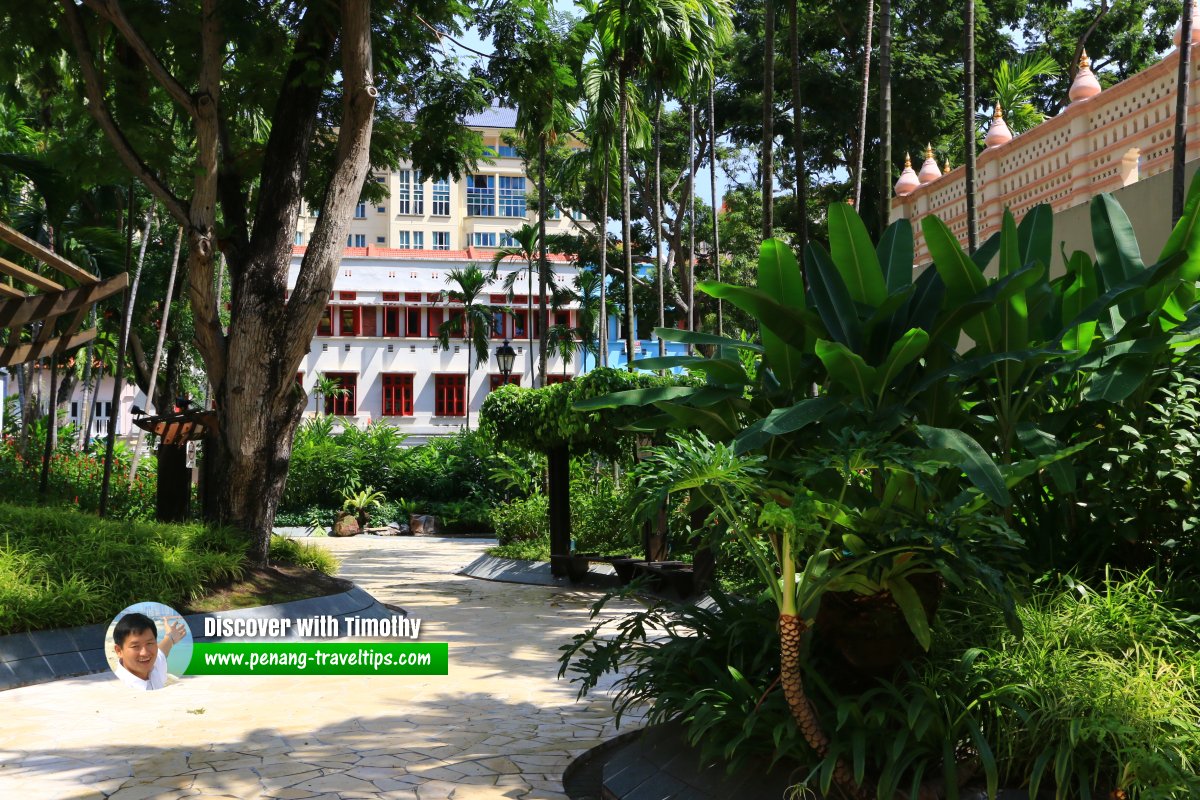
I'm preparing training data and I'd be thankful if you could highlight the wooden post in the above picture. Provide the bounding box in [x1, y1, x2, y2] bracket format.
[156, 440, 191, 522]
[547, 444, 572, 577]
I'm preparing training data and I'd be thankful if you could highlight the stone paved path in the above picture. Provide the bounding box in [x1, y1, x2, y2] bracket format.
[0, 536, 643, 799]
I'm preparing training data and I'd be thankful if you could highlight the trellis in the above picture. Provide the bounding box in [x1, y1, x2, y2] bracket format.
[0, 220, 127, 368]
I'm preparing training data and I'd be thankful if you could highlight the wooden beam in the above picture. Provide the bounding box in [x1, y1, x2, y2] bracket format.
[0, 255, 64, 293]
[0, 328, 97, 368]
[0, 282, 26, 300]
[0, 220, 98, 284]
[0, 272, 128, 328]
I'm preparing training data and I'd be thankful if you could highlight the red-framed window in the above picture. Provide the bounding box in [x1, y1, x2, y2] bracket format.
[406, 307, 422, 337]
[383, 307, 402, 337]
[447, 310, 465, 337]
[555, 311, 570, 328]
[513, 310, 528, 338]
[405, 292, 422, 302]
[545, 374, 571, 385]
[490, 294, 508, 304]
[339, 306, 360, 336]
[382, 292, 400, 302]
[317, 306, 333, 335]
[491, 310, 506, 338]
[324, 372, 357, 416]
[361, 307, 378, 336]
[489, 374, 521, 392]
[381, 373, 414, 416]
[339, 291, 357, 301]
[434, 374, 467, 417]
[429, 308, 443, 337]
[295, 372, 304, 387]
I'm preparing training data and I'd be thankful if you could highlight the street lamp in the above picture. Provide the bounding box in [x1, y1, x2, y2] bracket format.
[496, 340, 516, 382]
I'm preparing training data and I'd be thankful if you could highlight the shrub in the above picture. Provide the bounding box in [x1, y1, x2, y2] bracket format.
[0, 503, 243, 634]
[490, 494, 549, 545]
[0, 436, 156, 521]
[570, 473, 637, 554]
[269, 536, 339, 575]
[489, 537, 551, 561]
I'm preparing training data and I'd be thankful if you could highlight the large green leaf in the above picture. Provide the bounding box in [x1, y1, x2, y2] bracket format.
[1091, 193, 1146, 319]
[1085, 356, 1153, 402]
[655, 327, 764, 353]
[877, 218, 915, 294]
[806, 242, 862, 349]
[875, 328, 929, 398]
[998, 211, 1029, 353]
[828, 202, 887, 305]
[917, 425, 1010, 506]
[1060, 251, 1098, 352]
[888, 574, 932, 651]
[697, 282, 812, 352]
[632, 355, 749, 385]
[757, 239, 808, 389]
[815, 339, 877, 404]
[1016, 203, 1053, 271]
[923, 216, 1002, 351]
[1057, 251, 1185, 336]
[1156, 171, 1200, 319]
[656, 401, 741, 439]
[734, 396, 841, 454]
[573, 386, 703, 410]
[926, 264, 1042, 347]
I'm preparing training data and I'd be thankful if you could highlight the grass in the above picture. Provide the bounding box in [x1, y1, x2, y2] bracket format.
[0, 503, 339, 635]
[487, 537, 551, 561]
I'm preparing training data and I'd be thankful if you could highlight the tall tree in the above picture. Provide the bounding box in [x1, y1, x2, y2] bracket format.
[851, 0, 874, 210]
[789, 0, 808, 252]
[708, 80, 723, 335]
[491, 223, 544, 386]
[762, 0, 775, 239]
[877, 0, 892, 237]
[964, 0, 979, 252]
[1174, 0, 1194, 225]
[436, 265, 494, 429]
[6, 0, 489, 562]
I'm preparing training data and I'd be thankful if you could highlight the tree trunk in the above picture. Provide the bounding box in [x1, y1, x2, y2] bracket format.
[38, 358, 58, 495]
[789, 0, 808, 256]
[655, 90, 665, 358]
[687, 101, 696, 350]
[852, 0, 874, 210]
[762, 0, 775, 240]
[709, 83, 723, 336]
[99, 207, 154, 516]
[1174, 0, 1193, 224]
[528, 258, 534, 385]
[779, 613, 867, 799]
[621, 70, 636, 369]
[878, 0, 893, 237]
[964, 0, 978, 252]
[599, 150, 610, 367]
[538, 136, 550, 385]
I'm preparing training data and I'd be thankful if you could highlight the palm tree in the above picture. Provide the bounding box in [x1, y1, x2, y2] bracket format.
[789, 0, 809, 250]
[988, 54, 1058, 134]
[1174, 0, 1193, 224]
[877, 0, 893, 236]
[491, 223, 541, 384]
[437, 265, 495, 429]
[572, 270, 606, 372]
[851, 0, 874, 210]
[708, 74, 723, 335]
[313, 374, 348, 418]
[762, 0, 775, 239]
[964, 0, 978, 252]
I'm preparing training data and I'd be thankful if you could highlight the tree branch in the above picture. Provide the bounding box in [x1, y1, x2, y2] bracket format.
[283, 0, 377, 374]
[81, 0, 200, 117]
[1070, 0, 1111, 81]
[59, 0, 190, 225]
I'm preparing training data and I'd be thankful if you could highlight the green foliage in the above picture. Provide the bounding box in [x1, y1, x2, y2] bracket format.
[490, 494, 550, 546]
[559, 589, 805, 773]
[268, 536, 339, 576]
[488, 538, 552, 561]
[811, 574, 1200, 800]
[0, 503, 243, 634]
[0, 436, 156, 521]
[480, 367, 679, 456]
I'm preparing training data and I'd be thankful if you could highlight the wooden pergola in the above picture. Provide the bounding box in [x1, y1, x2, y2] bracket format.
[0, 220, 128, 367]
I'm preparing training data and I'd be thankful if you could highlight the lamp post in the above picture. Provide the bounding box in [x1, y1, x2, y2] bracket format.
[496, 340, 516, 384]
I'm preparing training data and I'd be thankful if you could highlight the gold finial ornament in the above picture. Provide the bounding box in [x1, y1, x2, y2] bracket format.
[924, 143, 934, 159]
[904, 152, 912, 168]
[943, 160, 952, 175]
[1080, 50, 1091, 70]
[994, 101, 1004, 119]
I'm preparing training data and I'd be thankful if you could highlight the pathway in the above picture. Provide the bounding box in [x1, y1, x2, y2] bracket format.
[0, 536, 643, 800]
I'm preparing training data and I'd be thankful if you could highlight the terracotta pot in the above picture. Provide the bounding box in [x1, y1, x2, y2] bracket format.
[814, 571, 942, 680]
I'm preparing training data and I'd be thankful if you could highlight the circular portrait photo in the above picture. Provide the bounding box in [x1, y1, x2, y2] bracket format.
[105, 602, 193, 691]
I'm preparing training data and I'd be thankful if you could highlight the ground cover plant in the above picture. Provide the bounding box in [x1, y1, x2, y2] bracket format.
[0, 503, 336, 635]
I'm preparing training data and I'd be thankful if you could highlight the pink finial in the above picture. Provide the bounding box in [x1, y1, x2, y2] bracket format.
[1069, 51, 1102, 104]
[894, 152, 919, 196]
[985, 102, 1013, 148]
[918, 144, 941, 184]
[1174, 0, 1200, 47]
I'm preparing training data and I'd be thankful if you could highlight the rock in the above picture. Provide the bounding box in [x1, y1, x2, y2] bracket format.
[409, 514, 439, 536]
[332, 511, 360, 537]
[397, 523, 412, 536]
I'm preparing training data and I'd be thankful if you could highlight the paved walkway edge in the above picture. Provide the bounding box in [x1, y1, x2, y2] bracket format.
[459, 553, 620, 589]
[0, 585, 400, 691]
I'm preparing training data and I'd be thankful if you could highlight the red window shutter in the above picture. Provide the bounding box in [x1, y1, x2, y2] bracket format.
[382, 292, 400, 302]
[360, 307, 378, 337]
[339, 291, 356, 301]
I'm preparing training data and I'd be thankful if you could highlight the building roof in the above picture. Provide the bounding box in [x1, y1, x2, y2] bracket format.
[463, 106, 518, 129]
